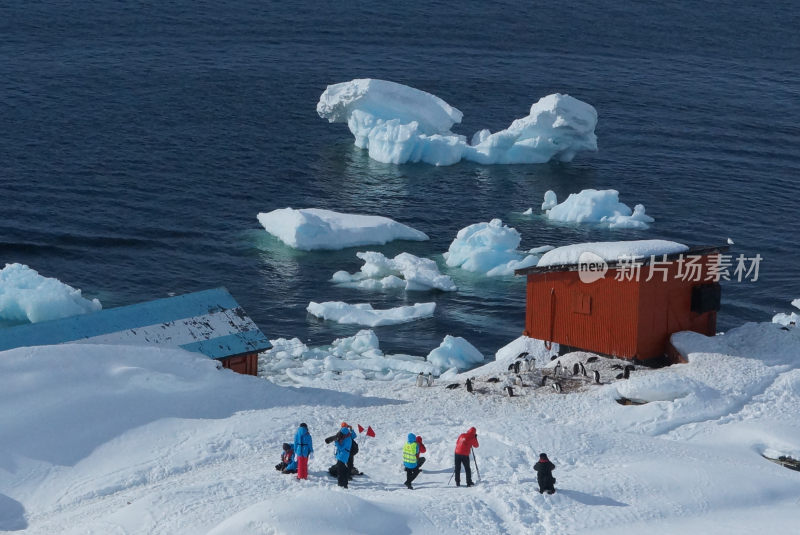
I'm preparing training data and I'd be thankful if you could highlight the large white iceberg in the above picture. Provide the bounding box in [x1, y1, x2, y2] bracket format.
[0, 263, 102, 323]
[317, 79, 597, 166]
[256, 207, 428, 250]
[306, 301, 435, 327]
[444, 219, 540, 276]
[426, 335, 485, 371]
[537, 239, 689, 267]
[332, 251, 457, 292]
[545, 189, 654, 229]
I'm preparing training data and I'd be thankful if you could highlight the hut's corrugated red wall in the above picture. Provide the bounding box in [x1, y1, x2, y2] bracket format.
[524, 255, 720, 361]
[525, 271, 641, 358]
[220, 352, 259, 375]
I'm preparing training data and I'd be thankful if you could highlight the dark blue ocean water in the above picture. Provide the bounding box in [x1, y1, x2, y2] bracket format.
[2, 1, 799, 357]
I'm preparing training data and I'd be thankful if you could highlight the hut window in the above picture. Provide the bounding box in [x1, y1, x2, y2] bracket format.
[572, 293, 592, 315]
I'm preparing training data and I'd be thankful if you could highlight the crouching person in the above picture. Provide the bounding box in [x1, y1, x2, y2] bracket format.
[275, 443, 297, 474]
[333, 424, 355, 488]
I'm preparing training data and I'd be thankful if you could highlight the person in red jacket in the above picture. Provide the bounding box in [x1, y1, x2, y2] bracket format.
[453, 427, 479, 487]
[415, 435, 427, 469]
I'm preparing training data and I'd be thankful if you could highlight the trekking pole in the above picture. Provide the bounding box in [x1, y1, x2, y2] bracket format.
[471, 448, 481, 483]
[448, 470, 454, 486]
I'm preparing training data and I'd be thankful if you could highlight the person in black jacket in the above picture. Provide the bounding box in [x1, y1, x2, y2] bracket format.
[534, 453, 556, 494]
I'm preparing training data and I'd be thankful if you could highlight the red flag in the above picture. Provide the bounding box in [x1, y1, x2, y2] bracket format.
[366, 426, 376, 437]
[358, 424, 364, 434]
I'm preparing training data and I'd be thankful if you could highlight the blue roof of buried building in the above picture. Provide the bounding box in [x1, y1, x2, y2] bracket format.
[0, 287, 272, 360]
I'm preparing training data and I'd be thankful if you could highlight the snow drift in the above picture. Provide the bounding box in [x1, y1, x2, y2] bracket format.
[537, 239, 689, 267]
[317, 79, 598, 166]
[0, 263, 102, 324]
[256, 208, 428, 250]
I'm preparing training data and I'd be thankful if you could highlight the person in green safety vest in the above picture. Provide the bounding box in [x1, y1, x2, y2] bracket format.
[403, 433, 421, 489]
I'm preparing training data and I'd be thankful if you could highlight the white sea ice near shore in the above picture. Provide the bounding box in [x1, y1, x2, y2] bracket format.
[545, 189, 655, 229]
[317, 79, 597, 166]
[307, 301, 435, 327]
[258, 330, 443, 384]
[0, 263, 102, 323]
[537, 239, 689, 267]
[772, 298, 800, 326]
[256, 208, 428, 250]
[332, 251, 457, 292]
[444, 219, 539, 276]
[426, 334, 484, 371]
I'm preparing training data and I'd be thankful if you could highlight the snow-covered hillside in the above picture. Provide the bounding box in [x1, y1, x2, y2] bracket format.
[2, 319, 800, 534]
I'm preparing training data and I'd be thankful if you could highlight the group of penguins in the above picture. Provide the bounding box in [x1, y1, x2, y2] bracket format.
[416, 351, 638, 397]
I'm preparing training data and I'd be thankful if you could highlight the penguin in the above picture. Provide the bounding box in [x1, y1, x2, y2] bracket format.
[516, 351, 529, 360]
[554, 361, 562, 377]
[426, 372, 434, 387]
[615, 372, 624, 380]
[572, 363, 580, 375]
[550, 355, 558, 361]
[514, 360, 522, 374]
[514, 374, 523, 386]
[552, 382, 562, 393]
[586, 356, 599, 363]
[487, 377, 501, 383]
[579, 362, 587, 377]
[593, 370, 601, 384]
[416, 372, 425, 387]
[466, 378, 473, 393]
[505, 385, 514, 397]
[623, 365, 634, 379]
[508, 363, 516, 372]
[445, 383, 461, 390]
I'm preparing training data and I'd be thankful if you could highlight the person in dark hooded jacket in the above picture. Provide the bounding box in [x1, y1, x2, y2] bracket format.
[534, 453, 556, 494]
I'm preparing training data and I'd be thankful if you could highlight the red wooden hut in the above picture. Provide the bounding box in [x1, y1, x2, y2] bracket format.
[515, 243, 727, 364]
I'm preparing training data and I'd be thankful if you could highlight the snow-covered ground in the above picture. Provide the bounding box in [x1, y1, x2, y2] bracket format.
[2, 314, 799, 534]
[317, 79, 597, 166]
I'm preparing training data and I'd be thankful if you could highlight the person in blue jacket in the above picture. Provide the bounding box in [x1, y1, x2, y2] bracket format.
[333, 422, 355, 488]
[275, 442, 297, 474]
[403, 433, 421, 489]
[293, 423, 313, 480]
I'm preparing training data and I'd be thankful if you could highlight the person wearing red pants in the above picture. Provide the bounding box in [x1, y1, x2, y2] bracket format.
[293, 423, 314, 480]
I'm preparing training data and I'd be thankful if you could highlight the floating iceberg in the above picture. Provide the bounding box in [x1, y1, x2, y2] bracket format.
[0, 263, 102, 323]
[444, 219, 540, 276]
[541, 190, 558, 211]
[256, 207, 428, 250]
[307, 301, 435, 327]
[544, 189, 655, 229]
[537, 239, 689, 267]
[426, 335, 484, 371]
[317, 79, 597, 166]
[332, 251, 457, 292]
[772, 298, 800, 327]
